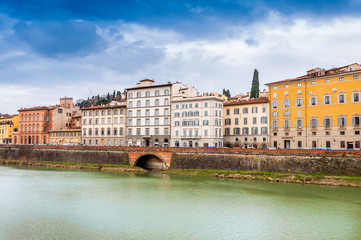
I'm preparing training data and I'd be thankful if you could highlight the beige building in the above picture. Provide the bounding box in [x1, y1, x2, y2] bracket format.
[49, 129, 81, 145]
[223, 97, 269, 149]
[81, 101, 126, 146]
[171, 89, 224, 148]
[125, 79, 187, 147]
[53, 97, 81, 130]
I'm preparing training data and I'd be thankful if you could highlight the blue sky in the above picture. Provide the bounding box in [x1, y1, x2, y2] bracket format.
[1, 0, 361, 113]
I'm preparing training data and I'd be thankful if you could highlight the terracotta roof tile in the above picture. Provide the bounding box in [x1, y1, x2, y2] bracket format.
[224, 97, 269, 106]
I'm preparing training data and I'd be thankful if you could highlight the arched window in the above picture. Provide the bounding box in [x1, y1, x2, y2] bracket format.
[164, 89, 169, 95]
[128, 93, 133, 98]
[137, 92, 141, 98]
[145, 91, 150, 97]
[155, 90, 159, 96]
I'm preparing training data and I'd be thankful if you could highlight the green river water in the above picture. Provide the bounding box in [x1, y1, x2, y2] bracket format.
[0, 165, 360, 240]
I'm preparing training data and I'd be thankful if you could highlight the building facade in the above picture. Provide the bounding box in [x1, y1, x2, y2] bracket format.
[81, 101, 126, 146]
[18, 106, 55, 144]
[125, 79, 187, 147]
[49, 129, 81, 145]
[171, 91, 224, 148]
[223, 97, 269, 149]
[0, 115, 19, 144]
[266, 63, 361, 149]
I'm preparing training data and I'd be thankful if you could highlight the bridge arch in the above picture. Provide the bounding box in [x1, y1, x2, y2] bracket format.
[133, 153, 168, 170]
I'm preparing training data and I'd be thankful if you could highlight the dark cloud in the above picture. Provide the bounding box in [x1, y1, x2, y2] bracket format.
[1, 0, 360, 41]
[9, 20, 107, 58]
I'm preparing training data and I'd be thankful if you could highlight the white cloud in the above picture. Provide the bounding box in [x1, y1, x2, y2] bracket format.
[1, 14, 361, 113]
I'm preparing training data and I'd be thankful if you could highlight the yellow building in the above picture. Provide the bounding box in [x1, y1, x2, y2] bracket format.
[0, 115, 19, 144]
[49, 129, 81, 145]
[266, 63, 361, 149]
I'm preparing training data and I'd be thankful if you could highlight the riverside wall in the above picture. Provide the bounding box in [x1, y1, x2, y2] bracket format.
[0, 145, 361, 176]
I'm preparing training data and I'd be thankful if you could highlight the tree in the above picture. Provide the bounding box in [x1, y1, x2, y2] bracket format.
[112, 90, 116, 100]
[222, 88, 231, 98]
[250, 69, 260, 98]
[106, 92, 110, 101]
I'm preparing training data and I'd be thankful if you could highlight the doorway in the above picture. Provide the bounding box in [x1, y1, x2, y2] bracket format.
[284, 140, 291, 149]
[347, 142, 354, 149]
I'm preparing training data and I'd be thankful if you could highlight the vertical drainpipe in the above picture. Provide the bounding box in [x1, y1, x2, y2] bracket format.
[304, 79, 308, 149]
[268, 85, 272, 148]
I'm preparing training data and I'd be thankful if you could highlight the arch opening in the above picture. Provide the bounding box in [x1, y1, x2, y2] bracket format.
[134, 154, 166, 170]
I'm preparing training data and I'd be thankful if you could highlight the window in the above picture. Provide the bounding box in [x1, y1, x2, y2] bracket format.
[253, 117, 257, 124]
[324, 96, 331, 104]
[296, 119, 303, 128]
[224, 128, 230, 136]
[226, 109, 230, 115]
[252, 107, 258, 113]
[261, 117, 268, 124]
[243, 118, 248, 125]
[310, 118, 318, 128]
[225, 119, 231, 125]
[272, 101, 278, 109]
[332, 88, 337, 92]
[354, 75, 359, 79]
[128, 101, 133, 108]
[311, 81, 315, 85]
[145, 100, 150, 107]
[352, 116, 361, 126]
[272, 120, 279, 128]
[298, 141, 302, 148]
[204, 102, 208, 107]
[338, 117, 347, 126]
[310, 97, 317, 106]
[284, 91, 289, 96]
[155, 109, 159, 116]
[58, 109, 63, 113]
[137, 101, 141, 107]
[338, 94, 345, 103]
[271, 111, 279, 117]
[339, 77, 344, 81]
[296, 98, 303, 107]
[204, 111, 208, 116]
[340, 141, 345, 148]
[297, 90, 302, 95]
[203, 120, 209, 125]
[128, 93, 133, 98]
[234, 108, 239, 114]
[154, 118, 159, 125]
[164, 89, 169, 95]
[233, 128, 240, 135]
[283, 119, 291, 128]
[155, 99, 159, 106]
[353, 93, 360, 102]
[312, 141, 317, 148]
[243, 108, 249, 114]
[283, 99, 290, 108]
[136, 119, 141, 126]
[164, 99, 169, 105]
[285, 85, 289, 88]
[242, 127, 249, 135]
[273, 93, 277, 98]
[340, 131, 345, 135]
[251, 127, 258, 135]
[356, 141, 360, 148]
[155, 90, 159, 96]
[325, 79, 330, 83]
[326, 141, 331, 148]
[204, 129, 208, 136]
[283, 111, 290, 117]
[261, 127, 268, 135]
[324, 118, 332, 127]
[297, 83, 301, 87]
[145, 91, 150, 97]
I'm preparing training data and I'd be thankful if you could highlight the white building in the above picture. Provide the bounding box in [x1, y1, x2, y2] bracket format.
[125, 79, 187, 147]
[81, 101, 126, 146]
[171, 89, 224, 148]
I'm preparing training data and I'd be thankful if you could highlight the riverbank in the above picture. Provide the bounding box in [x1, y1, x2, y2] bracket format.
[164, 169, 361, 188]
[2, 159, 360, 187]
[0, 159, 147, 173]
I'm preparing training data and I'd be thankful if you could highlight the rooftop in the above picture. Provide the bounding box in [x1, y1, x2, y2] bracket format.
[224, 97, 269, 106]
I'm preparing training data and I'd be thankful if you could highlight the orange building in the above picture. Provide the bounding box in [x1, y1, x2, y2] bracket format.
[17, 106, 55, 144]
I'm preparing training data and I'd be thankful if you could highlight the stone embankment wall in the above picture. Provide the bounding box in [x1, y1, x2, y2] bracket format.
[0, 145, 129, 165]
[0, 145, 361, 176]
[171, 153, 361, 176]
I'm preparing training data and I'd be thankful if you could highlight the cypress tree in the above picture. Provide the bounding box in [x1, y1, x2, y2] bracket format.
[250, 69, 260, 98]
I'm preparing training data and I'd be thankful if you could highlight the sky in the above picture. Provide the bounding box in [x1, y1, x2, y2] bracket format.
[1, 0, 361, 114]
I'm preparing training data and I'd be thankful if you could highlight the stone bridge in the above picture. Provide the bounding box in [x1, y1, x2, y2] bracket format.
[0, 145, 361, 175]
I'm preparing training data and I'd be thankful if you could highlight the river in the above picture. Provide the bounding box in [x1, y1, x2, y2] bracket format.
[0, 165, 360, 240]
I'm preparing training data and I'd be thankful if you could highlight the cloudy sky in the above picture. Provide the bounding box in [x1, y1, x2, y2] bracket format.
[1, 0, 361, 114]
